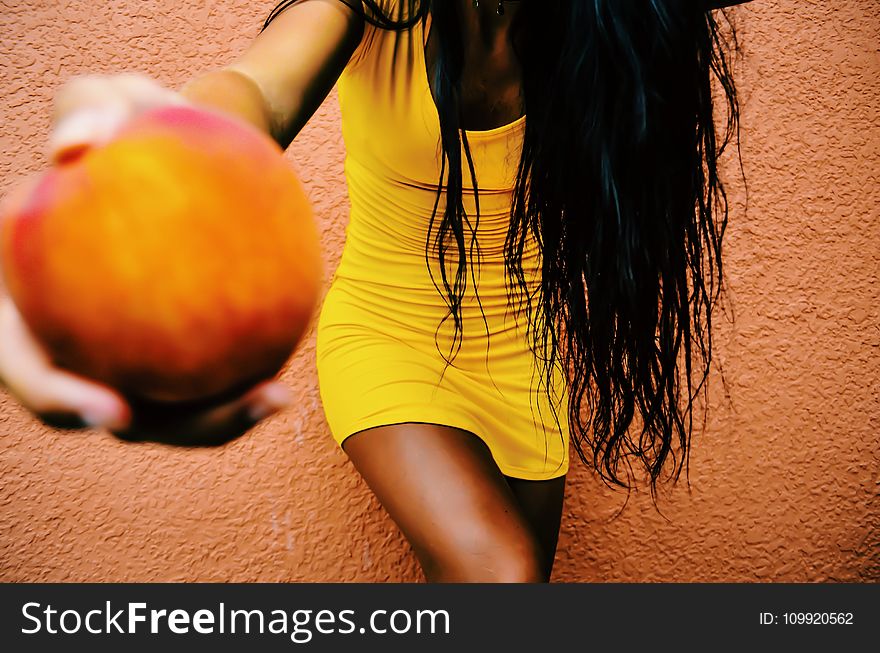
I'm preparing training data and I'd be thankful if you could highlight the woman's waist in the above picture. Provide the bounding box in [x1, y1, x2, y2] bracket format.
[328, 221, 543, 318]
[320, 271, 542, 363]
[344, 161, 528, 257]
[333, 229, 542, 304]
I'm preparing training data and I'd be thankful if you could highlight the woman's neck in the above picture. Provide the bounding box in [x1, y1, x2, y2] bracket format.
[441, 0, 524, 130]
[457, 0, 521, 48]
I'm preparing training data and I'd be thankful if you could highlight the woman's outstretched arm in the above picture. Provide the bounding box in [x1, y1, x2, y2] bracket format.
[0, 0, 364, 442]
[184, 0, 364, 147]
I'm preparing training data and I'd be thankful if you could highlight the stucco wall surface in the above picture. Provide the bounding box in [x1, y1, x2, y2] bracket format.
[0, 1, 877, 582]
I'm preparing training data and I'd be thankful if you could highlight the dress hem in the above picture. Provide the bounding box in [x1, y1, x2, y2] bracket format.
[333, 415, 569, 481]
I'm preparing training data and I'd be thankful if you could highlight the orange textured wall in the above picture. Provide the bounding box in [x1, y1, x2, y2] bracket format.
[0, 1, 877, 582]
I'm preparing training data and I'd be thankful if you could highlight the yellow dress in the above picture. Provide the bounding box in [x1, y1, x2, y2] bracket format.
[315, 13, 570, 480]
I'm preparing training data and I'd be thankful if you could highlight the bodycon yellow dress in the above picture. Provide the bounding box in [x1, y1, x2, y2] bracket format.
[315, 13, 571, 480]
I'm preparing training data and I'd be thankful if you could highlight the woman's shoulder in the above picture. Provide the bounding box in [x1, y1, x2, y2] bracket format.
[344, 0, 421, 72]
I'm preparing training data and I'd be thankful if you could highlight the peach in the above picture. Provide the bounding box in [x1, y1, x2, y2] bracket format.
[0, 104, 322, 404]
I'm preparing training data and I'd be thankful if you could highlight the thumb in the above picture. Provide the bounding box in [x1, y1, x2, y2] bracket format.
[47, 73, 186, 165]
[48, 74, 132, 165]
[48, 103, 131, 165]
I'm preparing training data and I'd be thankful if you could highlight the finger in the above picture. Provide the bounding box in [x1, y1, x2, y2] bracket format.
[48, 75, 133, 164]
[51, 74, 129, 125]
[0, 299, 131, 430]
[184, 380, 292, 443]
[241, 380, 294, 422]
[52, 73, 187, 132]
[48, 73, 186, 165]
[116, 380, 292, 446]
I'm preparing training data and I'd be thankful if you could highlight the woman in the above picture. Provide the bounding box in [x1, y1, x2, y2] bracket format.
[0, 0, 747, 581]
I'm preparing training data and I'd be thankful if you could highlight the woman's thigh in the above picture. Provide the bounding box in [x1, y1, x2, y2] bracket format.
[341, 422, 554, 582]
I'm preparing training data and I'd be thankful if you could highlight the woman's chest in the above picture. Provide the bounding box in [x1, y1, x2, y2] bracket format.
[337, 29, 525, 193]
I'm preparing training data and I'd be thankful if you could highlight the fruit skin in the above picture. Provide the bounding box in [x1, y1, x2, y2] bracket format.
[0, 104, 323, 403]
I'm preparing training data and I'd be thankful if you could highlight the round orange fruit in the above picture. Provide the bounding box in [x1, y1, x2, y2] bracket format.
[0, 104, 322, 404]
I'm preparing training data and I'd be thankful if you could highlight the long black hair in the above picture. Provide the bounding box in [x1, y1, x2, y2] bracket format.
[262, 0, 745, 499]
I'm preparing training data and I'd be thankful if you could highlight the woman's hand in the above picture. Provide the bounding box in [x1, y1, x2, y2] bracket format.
[0, 298, 291, 445]
[47, 71, 190, 164]
[0, 72, 292, 445]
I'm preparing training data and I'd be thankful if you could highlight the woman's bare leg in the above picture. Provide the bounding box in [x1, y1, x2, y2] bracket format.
[503, 474, 566, 580]
[342, 422, 550, 582]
